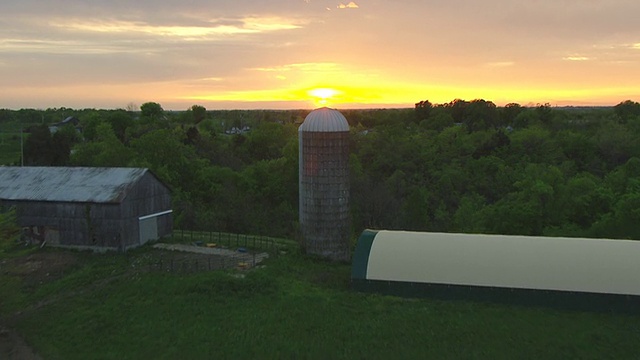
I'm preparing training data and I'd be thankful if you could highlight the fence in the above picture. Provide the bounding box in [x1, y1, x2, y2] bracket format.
[172, 229, 279, 253]
[146, 230, 280, 274]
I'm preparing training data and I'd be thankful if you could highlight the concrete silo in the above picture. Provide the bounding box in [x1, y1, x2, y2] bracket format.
[299, 107, 350, 261]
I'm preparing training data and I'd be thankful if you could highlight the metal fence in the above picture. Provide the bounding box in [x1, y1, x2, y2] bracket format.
[146, 230, 279, 274]
[146, 253, 269, 273]
[172, 229, 279, 253]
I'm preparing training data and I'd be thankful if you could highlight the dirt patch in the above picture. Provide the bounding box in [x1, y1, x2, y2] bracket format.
[0, 326, 42, 360]
[151, 243, 269, 271]
[0, 252, 78, 287]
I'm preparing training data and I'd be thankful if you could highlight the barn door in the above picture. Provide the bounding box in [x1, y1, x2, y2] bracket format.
[139, 217, 158, 244]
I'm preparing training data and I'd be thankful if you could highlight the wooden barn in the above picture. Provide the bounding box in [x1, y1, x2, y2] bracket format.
[0, 167, 172, 251]
[352, 229, 640, 312]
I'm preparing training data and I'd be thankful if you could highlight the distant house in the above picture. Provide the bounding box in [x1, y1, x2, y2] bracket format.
[224, 126, 251, 135]
[49, 116, 81, 134]
[0, 167, 172, 251]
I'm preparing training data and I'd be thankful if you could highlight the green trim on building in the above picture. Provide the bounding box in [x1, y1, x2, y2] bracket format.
[352, 279, 640, 314]
[351, 229, 378, 280]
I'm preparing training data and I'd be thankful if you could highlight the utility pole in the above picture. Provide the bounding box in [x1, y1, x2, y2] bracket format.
[20, 121, 24, 167]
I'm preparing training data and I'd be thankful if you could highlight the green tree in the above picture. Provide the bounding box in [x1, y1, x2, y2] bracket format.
[414, 100, 433, 123]
[23, 124, 53, 165]
[51, 124, 81, 165]
[140, 102, 164, 121]
[613, 100, 640, 123]
[191, 105, 207, 124]
[500, 103, 523, 126]
[71, 122, 135, 167]
[465, 99, 499, 132]
[107, 111, 134, 143]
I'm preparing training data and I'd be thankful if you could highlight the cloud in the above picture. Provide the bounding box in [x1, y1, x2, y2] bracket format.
[0, 38, 142, 55]
[253, 62, 342, 73]
[563, 56, 591, 61]
[50, 17, 304, 40]
[338, 2, 359, 9]
[485, 61, 514, 67]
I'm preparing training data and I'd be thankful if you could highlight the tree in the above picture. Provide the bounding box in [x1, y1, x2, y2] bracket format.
[419, 110, 454, 132]
[106, 111, 134, 143]
[23, 124, 53, 165]
[191, 105, 207, 124]
[500, 103, 523, 126]
[465, 99, 499, 132]
[613, 100, 640, 123]
[445, 99, 469, 123]
[140, 102, 164, 121]
[51, 124, 81, 165]
[414, 100, 432, 123]
[71, 122, 135, 167]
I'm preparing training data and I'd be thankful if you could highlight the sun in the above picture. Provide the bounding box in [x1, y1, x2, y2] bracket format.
[308, 87, 341, 107]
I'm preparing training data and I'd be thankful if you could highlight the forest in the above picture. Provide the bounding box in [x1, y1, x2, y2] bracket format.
[2, 99, 640, 243]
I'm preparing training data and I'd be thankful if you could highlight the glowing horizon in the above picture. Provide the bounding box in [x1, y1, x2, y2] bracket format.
[0, 1, 638, 110]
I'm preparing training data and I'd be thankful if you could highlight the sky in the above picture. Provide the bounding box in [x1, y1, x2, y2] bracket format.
[1, 0, 639, 110]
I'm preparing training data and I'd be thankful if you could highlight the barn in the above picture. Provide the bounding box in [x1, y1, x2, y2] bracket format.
[0, 167, 172, 251]
[352, 229, 640, 312]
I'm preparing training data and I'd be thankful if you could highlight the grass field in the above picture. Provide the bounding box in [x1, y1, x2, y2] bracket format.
[1, 239, 639, 359]
[0, 131, 22, 165]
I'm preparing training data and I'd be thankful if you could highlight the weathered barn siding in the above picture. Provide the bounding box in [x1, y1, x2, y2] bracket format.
[0, 167, 172, 251]
[119, 171, 173, 248]
[6, 200, 123, 248]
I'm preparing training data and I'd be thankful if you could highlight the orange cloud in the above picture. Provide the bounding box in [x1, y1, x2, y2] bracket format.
[338, 2, 359, 9]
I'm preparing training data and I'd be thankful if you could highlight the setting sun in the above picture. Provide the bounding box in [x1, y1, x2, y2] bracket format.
[308, 88, 341, 107]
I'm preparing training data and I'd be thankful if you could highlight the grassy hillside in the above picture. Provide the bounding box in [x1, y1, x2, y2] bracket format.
[1, 242, 639, 359]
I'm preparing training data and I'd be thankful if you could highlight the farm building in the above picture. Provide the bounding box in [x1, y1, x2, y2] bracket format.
[352, 230, 640, 312]
[0, 167, 172, 251]
[298, 107, 351, 261]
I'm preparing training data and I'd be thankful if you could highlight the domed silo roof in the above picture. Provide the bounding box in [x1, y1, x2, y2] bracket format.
[300, 107, 349, 132]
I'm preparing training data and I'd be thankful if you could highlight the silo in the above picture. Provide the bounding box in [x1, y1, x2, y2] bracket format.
[299, 107, 350, 261]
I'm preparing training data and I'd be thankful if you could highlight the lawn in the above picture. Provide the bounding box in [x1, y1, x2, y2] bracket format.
[1, 241, 639, 359]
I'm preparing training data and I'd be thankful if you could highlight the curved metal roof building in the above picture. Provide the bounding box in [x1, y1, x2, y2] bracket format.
[352, 229, 640, 312]
[298, 108, 351, 261]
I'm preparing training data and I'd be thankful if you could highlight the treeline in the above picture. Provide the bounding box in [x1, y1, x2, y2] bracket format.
[3, 99, 640, 241]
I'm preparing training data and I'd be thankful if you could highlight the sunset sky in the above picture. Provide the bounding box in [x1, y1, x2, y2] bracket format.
[1, 0, 639, 110]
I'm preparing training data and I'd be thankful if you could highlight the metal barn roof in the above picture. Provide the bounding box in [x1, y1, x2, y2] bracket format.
[352, 229, 640, 296]
[0, 167, 154, 203]
[299, 107, 349, 132]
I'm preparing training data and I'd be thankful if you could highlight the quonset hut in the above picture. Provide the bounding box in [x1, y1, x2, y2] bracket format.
[0, 167, 172, 251]
[352, 230, 640, 312]
[299, 107, 350, 261]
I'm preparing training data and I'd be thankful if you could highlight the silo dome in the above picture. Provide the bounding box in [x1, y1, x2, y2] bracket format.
[299, 107, 350, 132]
[299, 107, 351, 261]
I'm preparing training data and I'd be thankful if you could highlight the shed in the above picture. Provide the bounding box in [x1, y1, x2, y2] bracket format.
[352, 230, 640, 312]
[0, 167, 172, 251]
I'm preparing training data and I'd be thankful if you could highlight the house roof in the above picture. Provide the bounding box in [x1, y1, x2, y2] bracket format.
[0, 167, 156, 203]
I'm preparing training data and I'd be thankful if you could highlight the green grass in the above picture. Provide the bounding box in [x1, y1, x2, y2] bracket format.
[2, 245, 640, 359]
[0, 132, 23, 165]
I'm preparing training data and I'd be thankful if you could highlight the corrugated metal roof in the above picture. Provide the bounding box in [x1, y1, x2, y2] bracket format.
[0, 167, 150, 203]
[299, 107, 349, 132]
